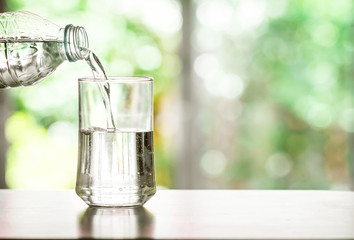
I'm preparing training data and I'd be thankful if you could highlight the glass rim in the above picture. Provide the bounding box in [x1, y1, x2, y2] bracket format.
[78, 76, 153, 83]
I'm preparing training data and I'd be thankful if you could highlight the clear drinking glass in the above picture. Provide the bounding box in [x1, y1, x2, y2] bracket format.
[76, 76, 155, 207]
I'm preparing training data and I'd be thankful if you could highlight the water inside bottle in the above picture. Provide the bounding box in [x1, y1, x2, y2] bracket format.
[0, 40, 64, 88]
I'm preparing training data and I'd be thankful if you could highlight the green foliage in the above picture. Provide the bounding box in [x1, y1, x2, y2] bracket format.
[4, 0, 353, 189]
[236, 0, 353, 189]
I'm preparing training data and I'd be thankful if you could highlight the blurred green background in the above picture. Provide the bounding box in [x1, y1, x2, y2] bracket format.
[1, 0, 353, 189]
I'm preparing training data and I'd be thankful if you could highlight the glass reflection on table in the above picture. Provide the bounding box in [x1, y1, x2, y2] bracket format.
[79, 206, 154, 238]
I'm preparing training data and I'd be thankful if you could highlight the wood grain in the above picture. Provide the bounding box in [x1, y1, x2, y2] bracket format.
[0, 190, 353, 239]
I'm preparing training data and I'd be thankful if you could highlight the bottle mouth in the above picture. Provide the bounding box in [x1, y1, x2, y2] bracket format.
[64, 24, 89, 62]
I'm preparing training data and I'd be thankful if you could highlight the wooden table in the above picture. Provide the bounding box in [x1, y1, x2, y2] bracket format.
[0, 190, 353, 239]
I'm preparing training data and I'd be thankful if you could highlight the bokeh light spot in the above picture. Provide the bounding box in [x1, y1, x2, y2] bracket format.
[339, 108, 354, 133]
[141, 0, 182, 34]
[200, 150, 227, 178]
[135, 45, 162, 71]
[236, 0, 266, 30]
[196, 0, 234, 30]
[194, 53, 220, 79]
[306, 103, 332, 129]
[266, 152, 293, 178]
[218, 74, 244, 99]
[312, 22, 339, 47]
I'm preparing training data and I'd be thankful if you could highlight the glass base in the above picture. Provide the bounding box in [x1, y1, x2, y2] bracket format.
[76, 187, 156, 207]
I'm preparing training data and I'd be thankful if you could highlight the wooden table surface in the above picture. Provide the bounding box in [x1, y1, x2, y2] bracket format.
[0, 190, 353, 239]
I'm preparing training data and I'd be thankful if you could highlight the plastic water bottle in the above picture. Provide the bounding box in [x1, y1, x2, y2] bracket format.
[0, 11, 89, 88]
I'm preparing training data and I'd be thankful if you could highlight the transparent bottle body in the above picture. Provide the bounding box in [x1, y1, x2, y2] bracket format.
[0, 40, 65, 88]
[0, 11, 88, 88]
[76, 77, 156, 207]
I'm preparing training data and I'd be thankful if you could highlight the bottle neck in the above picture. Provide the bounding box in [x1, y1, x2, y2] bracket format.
[63, 24, 89, 62]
